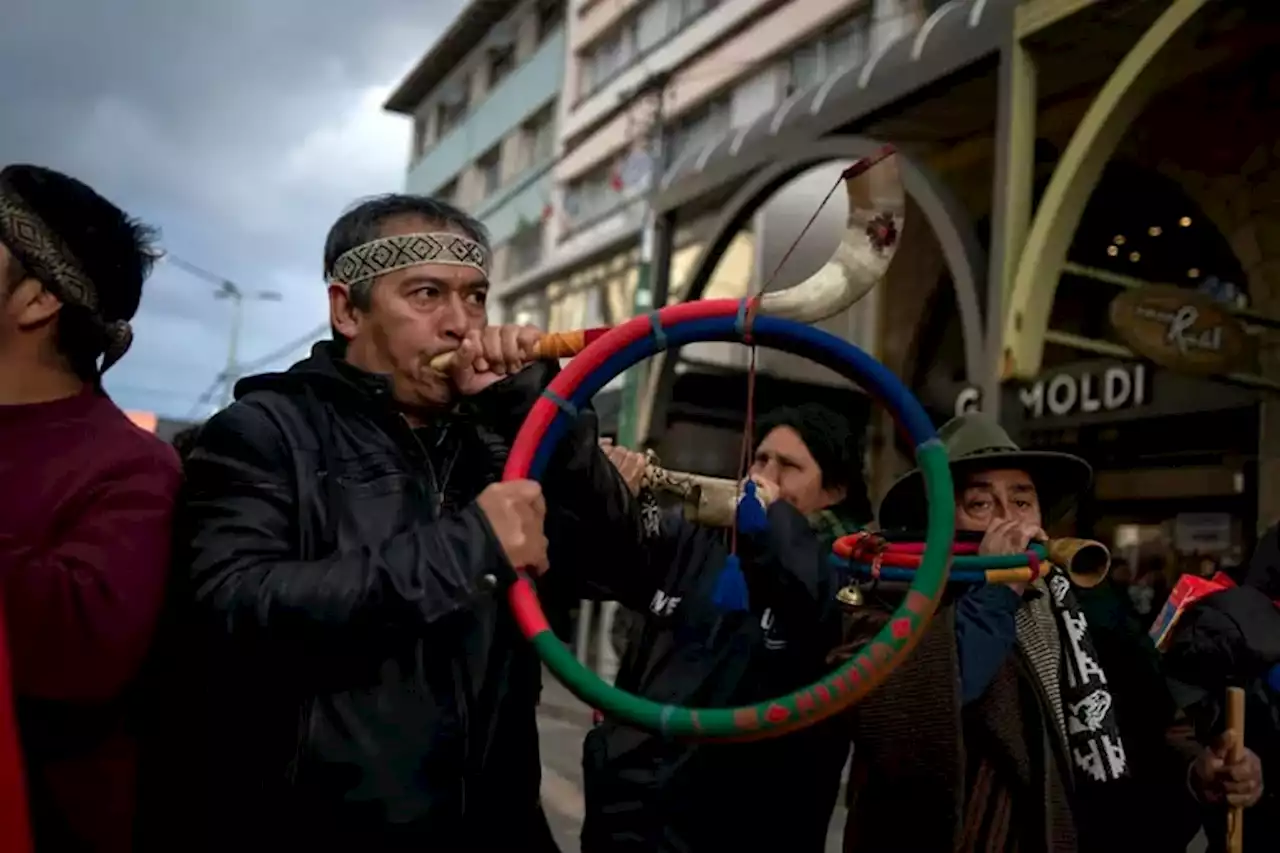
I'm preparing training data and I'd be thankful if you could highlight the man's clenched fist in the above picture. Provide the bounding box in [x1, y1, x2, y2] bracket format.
[476, 480, 550, 576]
[450, 324, 542, 395]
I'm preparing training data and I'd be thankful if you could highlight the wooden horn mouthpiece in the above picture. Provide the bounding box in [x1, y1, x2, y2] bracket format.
[1048, 538, 1111, 588]
[641, 465, 772, 527]
[427, 331, 584, 372]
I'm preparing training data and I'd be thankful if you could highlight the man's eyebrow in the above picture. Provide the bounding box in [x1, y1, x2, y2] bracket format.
[397, 275, 489, 291]
[1010, 483, 1036, 494]
[398, 273, 449, 289]
[965, 480, 993, 491]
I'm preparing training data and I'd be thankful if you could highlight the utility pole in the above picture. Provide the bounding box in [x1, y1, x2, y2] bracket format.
[615, 69, 671, 452]
[213, 281, 282, 405]
[589, 71, 671, 686]
[163, 255, 282, 407]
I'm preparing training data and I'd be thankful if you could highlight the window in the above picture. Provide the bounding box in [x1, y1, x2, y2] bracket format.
[731, 68, 782, 128]
[522, 104, 556, 168]
[435, 77, 469, 137]
[824, 15, 870, 72]
[786, 43, 822, 96]
[507, 222, 545, 276]
[536, 0, 564, 43]
[477, 146, 502, 198]
[577, 0, 716, 98]
[579, 27, 634, 96]
[563, 159, 625, 227]
[666, 97, 731, 166]
[412, 114, 430, 160]
[437, 177, 459, 206]
[635, 0, 672, 54]
[784, 11, 871, 97]
[488, 43, 516, 88]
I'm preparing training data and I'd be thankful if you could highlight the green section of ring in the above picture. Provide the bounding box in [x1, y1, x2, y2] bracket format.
[531, 440, 955, 739]
[949, 543, 1047, 569]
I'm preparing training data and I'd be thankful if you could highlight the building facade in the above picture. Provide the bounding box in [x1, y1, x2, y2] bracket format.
[492, 0, 931, 470]
[654, 0, 1280, 579]
[385, 0, 567, 283]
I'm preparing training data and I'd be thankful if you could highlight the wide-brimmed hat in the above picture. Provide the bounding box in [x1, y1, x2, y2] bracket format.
[876, 413, 1093, 531]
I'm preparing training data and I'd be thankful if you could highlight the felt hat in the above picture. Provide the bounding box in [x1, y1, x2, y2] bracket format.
[876, 412, 1092, 530]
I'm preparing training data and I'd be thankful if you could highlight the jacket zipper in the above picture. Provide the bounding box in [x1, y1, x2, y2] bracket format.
[399, 420, 472, 818]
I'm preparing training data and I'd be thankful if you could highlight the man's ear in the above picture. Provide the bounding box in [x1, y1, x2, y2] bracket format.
[9, 278, 61, 329]
[328, 281, 359, 340]
[821, 483, 848, 509]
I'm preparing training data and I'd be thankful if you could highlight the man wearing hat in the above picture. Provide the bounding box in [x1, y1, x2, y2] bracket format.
[0, 164, 181, 852]
[839, 413, 1260, 853]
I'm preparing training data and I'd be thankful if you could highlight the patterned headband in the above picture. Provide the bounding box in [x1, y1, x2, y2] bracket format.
[0, 175, 133, 372]
[329, 231, 490, 286]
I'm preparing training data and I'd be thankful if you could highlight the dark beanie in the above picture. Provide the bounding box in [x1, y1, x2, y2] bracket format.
[755, 402, 871, 521]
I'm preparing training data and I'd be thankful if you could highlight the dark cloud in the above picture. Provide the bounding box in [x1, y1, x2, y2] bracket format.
[0, 0, 456, 417]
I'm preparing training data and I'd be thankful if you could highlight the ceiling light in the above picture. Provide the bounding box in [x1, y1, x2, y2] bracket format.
[1129, 251, 1141, 262]
[1107, 245, 1119, 257]
[1179, 216, 1192, 227]
[1148, 226, 1162, 236]
[1188, 268, 1200, 278]
[1114, 235, 1126, 245]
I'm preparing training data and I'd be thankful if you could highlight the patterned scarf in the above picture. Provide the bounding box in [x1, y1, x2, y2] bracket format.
[1044, 566, 1129, 786]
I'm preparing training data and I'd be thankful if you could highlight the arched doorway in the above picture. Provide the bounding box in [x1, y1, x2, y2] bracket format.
[1014, 161, 1259, 579]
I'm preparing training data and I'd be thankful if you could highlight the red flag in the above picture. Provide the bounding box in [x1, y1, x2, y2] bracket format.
[0, 602, 33, 853]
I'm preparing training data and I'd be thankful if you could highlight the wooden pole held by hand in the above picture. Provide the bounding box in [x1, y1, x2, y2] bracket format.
[1226, 685, 1246, 853]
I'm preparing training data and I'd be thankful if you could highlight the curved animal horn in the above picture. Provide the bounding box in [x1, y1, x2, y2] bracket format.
[427, 150, 902, 373]
[756, 157, 903, 325]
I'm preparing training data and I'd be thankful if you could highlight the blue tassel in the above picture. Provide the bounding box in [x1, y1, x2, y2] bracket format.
[1268, 663, 1280, 695]
[711, 553, 750, 613]
[736, 479, 769, 534]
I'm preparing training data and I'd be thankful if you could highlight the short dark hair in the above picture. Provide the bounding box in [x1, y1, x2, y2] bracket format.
[756, 402, 871, 520]
[323, 194, 489, 311]
[3, 165, 159, 381]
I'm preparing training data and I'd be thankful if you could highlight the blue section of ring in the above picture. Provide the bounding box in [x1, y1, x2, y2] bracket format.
[527, 314, 939, 480]
[830, 555, 988, 585]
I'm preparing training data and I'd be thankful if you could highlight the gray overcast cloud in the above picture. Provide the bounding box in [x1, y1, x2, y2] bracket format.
[0, 0, 456, 418]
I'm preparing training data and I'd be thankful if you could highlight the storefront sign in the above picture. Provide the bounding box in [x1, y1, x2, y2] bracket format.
[1109, 285, 1249, 376]
[1174, 513, 1233, 554]
[954, 362, 1148, 420]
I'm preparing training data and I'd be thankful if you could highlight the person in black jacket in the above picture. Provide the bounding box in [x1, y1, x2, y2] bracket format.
[581, 403, 869, 853]
[1164, 525, 1275, 852]
[164, 195, 643, 853]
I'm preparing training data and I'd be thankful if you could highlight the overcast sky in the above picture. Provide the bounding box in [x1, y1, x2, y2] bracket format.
[1, 0, 455, 419]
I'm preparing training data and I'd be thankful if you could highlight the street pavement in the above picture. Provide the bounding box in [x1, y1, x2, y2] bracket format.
[536, 673, 845, 852]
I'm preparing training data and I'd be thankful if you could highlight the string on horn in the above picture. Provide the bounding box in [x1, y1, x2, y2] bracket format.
[428, 144, 902, 372]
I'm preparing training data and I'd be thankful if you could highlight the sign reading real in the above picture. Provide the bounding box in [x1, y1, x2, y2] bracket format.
[1109, 284, 1249, 376]
[955, 362, 1148, 419]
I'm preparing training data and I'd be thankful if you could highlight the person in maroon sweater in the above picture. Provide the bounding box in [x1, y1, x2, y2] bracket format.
[0, 164, 181, 852]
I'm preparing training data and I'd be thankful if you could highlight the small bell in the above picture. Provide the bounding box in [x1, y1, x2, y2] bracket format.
[836, 583, 864, 609]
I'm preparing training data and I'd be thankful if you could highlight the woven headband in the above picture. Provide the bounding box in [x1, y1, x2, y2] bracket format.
[0, 175, 133, 372]
[329, 231, 489, 286]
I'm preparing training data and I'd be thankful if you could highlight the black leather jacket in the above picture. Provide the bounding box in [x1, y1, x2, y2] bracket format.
[166, 342, 641, 852]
